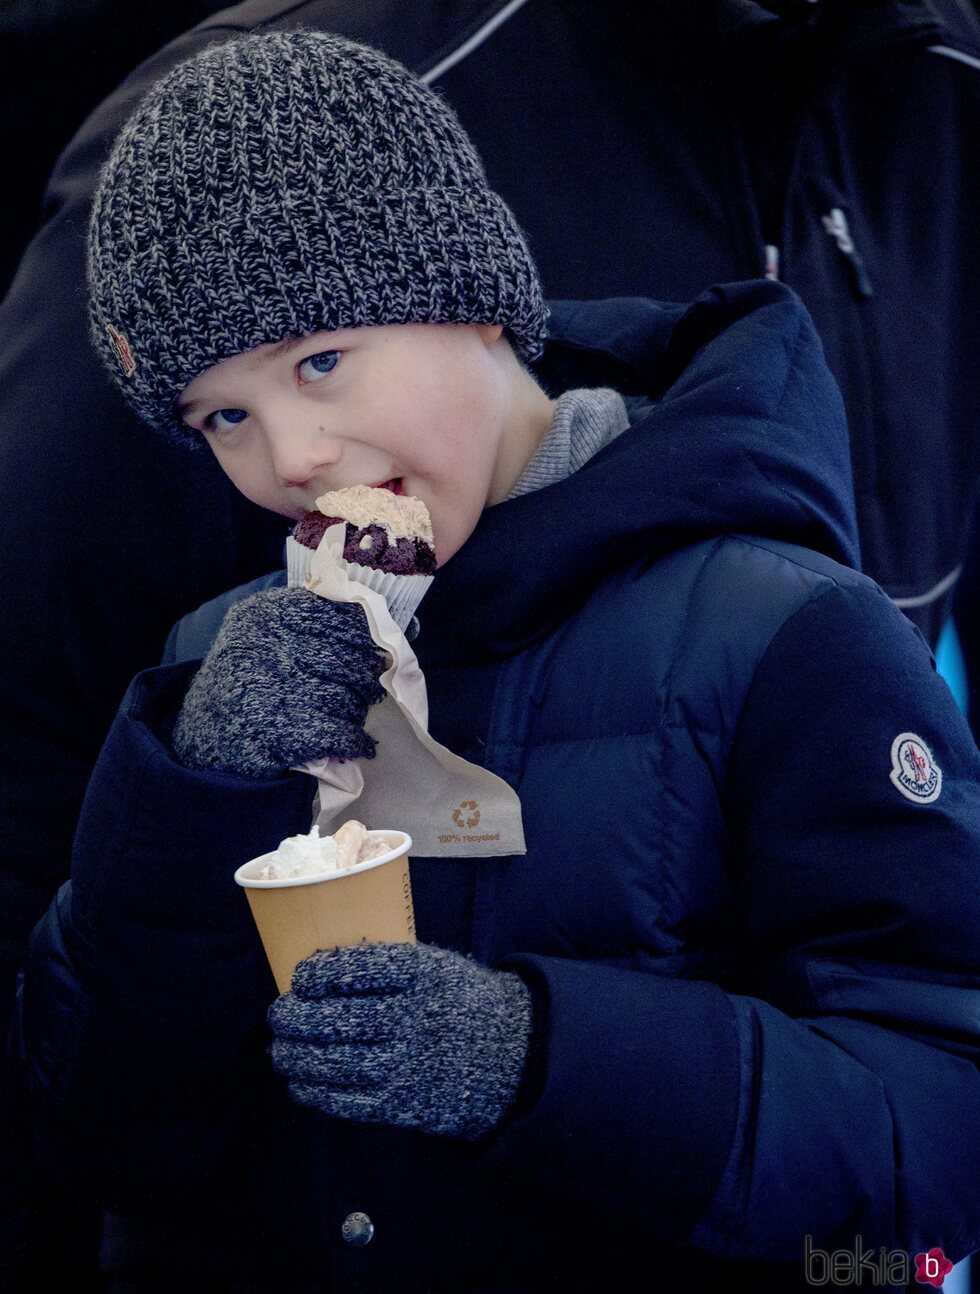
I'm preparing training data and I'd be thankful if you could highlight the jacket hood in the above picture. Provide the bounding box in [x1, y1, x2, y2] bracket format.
[416, 280, 859, 668]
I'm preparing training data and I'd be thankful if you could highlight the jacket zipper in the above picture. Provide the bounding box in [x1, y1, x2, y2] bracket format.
[756, 2, 941, 284]
[821, 207, 874, 297]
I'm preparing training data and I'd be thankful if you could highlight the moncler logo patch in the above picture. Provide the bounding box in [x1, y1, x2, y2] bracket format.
[105, 323, 136, 377]
[890, 732, 942, 804]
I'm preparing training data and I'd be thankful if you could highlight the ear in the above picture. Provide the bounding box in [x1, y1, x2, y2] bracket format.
[474, 323, 505, 346]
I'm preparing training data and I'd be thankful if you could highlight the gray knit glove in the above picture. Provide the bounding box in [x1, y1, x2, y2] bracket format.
[267, 943, 533, 1141]
[172, 586, 386, 775]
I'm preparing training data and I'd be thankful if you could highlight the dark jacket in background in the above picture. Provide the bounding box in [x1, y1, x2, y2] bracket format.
[18, 286, 980, 1293]
[3, 0, 980, 1285]
[0, 0, 229, 298]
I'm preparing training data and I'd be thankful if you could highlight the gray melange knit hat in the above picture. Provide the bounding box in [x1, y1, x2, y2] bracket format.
[87, 30, 548, 443]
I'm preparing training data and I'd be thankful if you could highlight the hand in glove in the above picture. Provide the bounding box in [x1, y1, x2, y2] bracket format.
[172, 586, 386, 775]
[268, 943, 533, 1141]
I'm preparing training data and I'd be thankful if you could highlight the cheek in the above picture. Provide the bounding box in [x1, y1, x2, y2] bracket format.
[381, 352, 497, 444]
[425, 444, 498, 565]
[407, 378, 500, 475]
[359, 350, 503, 557]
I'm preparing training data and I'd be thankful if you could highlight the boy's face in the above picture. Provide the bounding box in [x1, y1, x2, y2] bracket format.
[178, 322, 539, 565]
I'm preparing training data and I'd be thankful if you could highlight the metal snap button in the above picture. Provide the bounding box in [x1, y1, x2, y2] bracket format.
[342, 1211, 374, 1246]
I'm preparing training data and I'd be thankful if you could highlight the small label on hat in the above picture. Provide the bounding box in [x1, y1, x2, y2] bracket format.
[106, 324, 136, 377]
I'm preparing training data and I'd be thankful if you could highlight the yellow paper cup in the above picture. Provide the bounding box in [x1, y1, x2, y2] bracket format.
[234, 830, 415, 993]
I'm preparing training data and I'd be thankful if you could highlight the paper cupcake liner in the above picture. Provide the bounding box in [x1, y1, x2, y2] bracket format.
[346, 563, 433, 631]
[286, 534, 433, 631]
[286, 534, 315, 587]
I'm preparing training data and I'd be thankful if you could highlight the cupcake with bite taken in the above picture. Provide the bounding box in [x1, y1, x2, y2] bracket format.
[287, 485, 437, 629]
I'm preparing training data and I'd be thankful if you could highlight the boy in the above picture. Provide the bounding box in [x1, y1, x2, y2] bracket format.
[18, 30, 980, 1294]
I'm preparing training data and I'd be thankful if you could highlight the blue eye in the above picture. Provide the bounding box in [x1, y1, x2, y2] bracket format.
[206, 407, 248, 432]
[298, 350, 340, 382]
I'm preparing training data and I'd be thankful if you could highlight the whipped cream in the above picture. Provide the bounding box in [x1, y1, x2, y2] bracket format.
[314, 485, 434, 544]
[258, 820, 388, 880]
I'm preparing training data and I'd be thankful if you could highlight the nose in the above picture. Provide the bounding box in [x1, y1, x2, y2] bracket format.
[267, 418, 342, 489]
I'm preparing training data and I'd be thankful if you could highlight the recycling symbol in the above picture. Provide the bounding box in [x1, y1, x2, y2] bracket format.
[452, 800, 481, 829]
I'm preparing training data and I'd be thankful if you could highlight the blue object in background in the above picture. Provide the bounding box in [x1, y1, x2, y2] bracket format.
[936, 618, 969, 716]
[923, 617, 970, 1293]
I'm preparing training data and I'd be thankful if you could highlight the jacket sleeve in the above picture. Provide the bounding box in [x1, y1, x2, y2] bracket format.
[489, 577, 980, 1262]
[17, 661, 316, 1203]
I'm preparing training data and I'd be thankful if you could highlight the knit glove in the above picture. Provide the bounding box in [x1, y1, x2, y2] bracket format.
[268, 943, 533, 1141]
[172, 586, 386, 775]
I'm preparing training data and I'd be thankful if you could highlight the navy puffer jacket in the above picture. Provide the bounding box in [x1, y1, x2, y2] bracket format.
[16, 284, 980, 1292]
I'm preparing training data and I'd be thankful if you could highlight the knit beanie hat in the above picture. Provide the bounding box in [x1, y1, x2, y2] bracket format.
[87, 30, 548, 443]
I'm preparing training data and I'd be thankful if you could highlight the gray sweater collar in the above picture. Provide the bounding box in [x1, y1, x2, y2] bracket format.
[507, 387, 630, 499]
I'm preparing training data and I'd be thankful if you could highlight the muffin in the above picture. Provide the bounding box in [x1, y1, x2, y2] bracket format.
[287, 485, 437, 630]
[293, 486, 436, 576]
